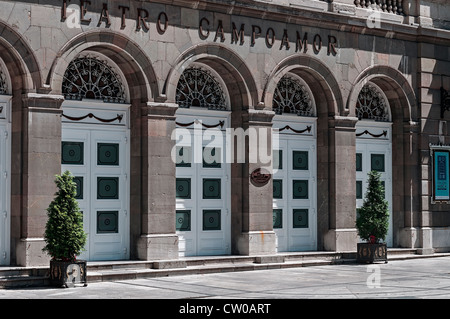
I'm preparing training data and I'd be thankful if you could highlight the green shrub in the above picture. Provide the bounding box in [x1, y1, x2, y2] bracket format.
[356, 170, 389, 243]
[43, 171, 86, 261]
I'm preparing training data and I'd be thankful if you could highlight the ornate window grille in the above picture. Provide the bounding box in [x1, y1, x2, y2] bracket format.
[62, 55, 126, 103]
[176, 67, 227, 111]
[273, 75, 314, 116]
[0, 67, 7, 95]
[356, 84, 390, 122]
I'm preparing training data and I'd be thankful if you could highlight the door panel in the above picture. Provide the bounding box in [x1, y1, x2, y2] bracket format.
[62, 127, 130, 261]
[0, 123, 9, 265]
[356, 125, 393, 247]
[273, 120, 317, 252]
[175, 114, 230, 256]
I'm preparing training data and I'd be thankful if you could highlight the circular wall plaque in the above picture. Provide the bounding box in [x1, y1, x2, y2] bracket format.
[250, 168, 271, 186]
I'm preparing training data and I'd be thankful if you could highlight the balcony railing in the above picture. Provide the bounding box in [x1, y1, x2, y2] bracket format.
[354, 0, 405, 16]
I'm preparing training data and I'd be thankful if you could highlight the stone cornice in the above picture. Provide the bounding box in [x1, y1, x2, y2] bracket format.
[22, 93, 65, 111]
[151, 0, 450, 45]
[242, 109, 276, 126]
[144, 101, 178, 120]
[329, 115, 358, 131]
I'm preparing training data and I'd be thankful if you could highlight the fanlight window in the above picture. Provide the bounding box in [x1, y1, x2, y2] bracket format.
[356, 84, 390, 122]
[0, 67, 7, 95]
[176, 67, 227, 111]
[62, 56, 126, 103]
[273, 75, 314, 117]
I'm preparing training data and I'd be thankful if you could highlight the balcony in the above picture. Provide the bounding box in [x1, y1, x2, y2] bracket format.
[354, 0, 405, 16]
[257, 0, 450, 30]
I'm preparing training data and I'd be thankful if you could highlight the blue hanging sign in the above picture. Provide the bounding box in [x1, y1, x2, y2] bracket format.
[434, 150, 450, 200]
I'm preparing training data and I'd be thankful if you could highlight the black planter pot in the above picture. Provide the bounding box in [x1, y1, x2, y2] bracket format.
[356, 242, 388, 264]
[49, 260, 87, 288]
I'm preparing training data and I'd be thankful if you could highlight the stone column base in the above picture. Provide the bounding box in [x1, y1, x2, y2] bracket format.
[137, 234, 179, 260]
[417, 227, 434, 255]
[235, 231, 277, 255]
[16, 238, 49, 267]
[323, 228, 358, 252]
[398, 227, 419, 248]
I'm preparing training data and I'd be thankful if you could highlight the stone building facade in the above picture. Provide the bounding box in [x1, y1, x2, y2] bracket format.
[0, 0, 449, 266]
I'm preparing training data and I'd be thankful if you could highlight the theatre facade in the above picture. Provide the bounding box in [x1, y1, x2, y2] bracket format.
[0, 0, 449, 266]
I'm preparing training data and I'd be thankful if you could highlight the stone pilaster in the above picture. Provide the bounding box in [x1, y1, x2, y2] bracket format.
[398, 121, 421, 249]
[234, 109, 277, 255]
[16, 93, 64, 267]
[136, 101, 180, 260]
[324, 116, 359, 252]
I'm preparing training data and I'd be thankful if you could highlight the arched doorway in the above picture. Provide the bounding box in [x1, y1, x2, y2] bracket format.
[174, 64, 231, 256]
[355, 82, 393, 246]
[61, 53, 131, 261]
[272, 73, 317, 251]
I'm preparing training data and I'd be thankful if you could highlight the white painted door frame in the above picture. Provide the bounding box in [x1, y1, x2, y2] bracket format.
[356, 121, 393, 247]
[175, 108, 231, 256]
[0, 95, 11, 265]
[62, 102, 130, 261]
[272, 115, 317, 252]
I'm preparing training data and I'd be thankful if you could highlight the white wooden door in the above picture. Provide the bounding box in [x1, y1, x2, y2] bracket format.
[62, 126, 130, 261]
[273, 118, 317, 252]
[0, 122, 9, 265]
[0, 96, 10, 265]
[175, 111, 231, 256]
[356, 122, 393, 247]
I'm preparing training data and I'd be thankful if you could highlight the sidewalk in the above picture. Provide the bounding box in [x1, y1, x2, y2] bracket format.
[1, 255, 450, 299]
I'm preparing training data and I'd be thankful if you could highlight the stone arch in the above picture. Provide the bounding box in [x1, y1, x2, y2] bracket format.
[47, 30, 159, 103]
[0, 21, 42, 93]
[164, 43, 259, 111]
[0, 21, 45, 266]
[49, 30, 163, 261]
[263, 55, 344, 251]
[263, 54, 343, 117]
[350, 65, 418, 248]
[347, 65, 416, 123]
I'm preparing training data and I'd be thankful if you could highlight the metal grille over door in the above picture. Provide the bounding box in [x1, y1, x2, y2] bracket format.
[0, 68, 7, 95]
[176, 67, 227, 111]
[355, 84, 390, 122]
[273, 75, 314, 117]
[62, 55, 126, 103]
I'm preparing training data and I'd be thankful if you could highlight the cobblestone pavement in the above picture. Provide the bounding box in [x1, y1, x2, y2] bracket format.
[1, 256, 450, 300]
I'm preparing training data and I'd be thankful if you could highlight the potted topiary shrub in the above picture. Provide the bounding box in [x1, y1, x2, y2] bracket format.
[43, 170, 88, 287]
[356, 170, 389, 263]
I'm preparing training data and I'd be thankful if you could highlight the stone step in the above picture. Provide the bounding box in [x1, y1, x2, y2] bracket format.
[85, 258, 346, 283]
[0, 275, 49, 289]
[3, 249, 449, 289]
